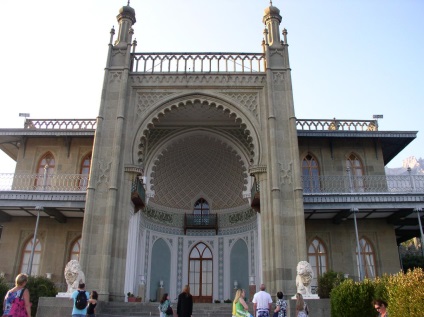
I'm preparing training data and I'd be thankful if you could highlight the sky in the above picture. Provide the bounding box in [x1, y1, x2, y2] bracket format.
[0, 0, 423, 172]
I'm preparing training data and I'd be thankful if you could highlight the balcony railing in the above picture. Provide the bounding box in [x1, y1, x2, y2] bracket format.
[301, 174, 424, 193]
[184, 214, 218, 234]
[0, 173, 88, 191]
[24, 119, 97, 130]
[131, 52, 265, 73]
[296, 119, 378, 131]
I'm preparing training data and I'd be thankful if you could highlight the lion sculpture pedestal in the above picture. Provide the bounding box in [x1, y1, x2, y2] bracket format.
[292, 261, 319, 299]
[56, 260, 86, 298]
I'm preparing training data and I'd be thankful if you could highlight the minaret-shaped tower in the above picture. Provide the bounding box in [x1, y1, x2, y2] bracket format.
[80, 3, 137, 300]
[253, 3, 307, 294]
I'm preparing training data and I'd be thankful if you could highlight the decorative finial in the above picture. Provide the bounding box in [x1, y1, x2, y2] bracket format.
[270, 1, 273, 5]
[127, 0, 130, 5]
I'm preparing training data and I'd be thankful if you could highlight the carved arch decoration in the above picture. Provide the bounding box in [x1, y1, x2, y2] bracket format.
[143, 129, 251, 210]
[132, 93, 261, 168]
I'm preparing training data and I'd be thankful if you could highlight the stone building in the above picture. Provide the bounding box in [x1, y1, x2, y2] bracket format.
[0, 3, 423, 303]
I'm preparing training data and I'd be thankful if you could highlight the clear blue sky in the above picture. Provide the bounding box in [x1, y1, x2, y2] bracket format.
[0, 0, 423, 172]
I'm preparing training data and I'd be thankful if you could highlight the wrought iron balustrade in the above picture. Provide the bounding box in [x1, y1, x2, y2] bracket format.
[184, 214, 218, 234]
[301, 175, 424, 193]
[296, 119, 378, 131]
[24, 119, 97, 130]
[131, 52, 265, 73]
[0, 173, 89, 191]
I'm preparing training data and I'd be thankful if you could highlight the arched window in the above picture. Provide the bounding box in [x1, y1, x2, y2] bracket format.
[308, 238, 328, 287]
[35, 152, 55, 190]
[79, 153, 91, 190]
[69, 237, 81, 262]
[302, 154, 320, 193]
[346, 153, 364, 192]
[356, 237, 376, 279]
[193, 198, 210, 225]
[20, 237, 41, 275]
[189, 242, 212, 302]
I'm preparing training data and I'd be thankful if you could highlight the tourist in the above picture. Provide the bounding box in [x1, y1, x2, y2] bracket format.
[234, 289, 250, 317]
[71, 282, 90, 317]
[273, 291, 287, 317]
[252, 284, 272, 317]
[373, 299, 388, 317]
[2, 273, 31, 317]
[86, 290, 98, 317]
[177, 285, 193, 317]
[295, 293, 308, 317]
[159, 293, 173, 317]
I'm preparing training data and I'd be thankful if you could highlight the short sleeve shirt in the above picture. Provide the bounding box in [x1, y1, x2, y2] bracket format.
[252, 291, 272, 310]
[71, 290, 90, 315]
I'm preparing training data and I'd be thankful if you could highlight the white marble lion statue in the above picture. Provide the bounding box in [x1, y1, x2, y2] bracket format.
[296, 261, 314, 296]
[64, 260, 85, 293]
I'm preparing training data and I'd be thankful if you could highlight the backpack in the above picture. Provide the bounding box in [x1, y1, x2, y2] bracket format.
[9, 287, 28, 317]
[75, 290, 88, 310]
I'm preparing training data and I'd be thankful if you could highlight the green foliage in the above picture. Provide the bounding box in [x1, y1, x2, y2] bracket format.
[26, 276, 57, 317]
[401, 254, 424, 272]
[0, 276, 9, 316]
[387, 268, 424, 317]
[331, 279, 378, 317]
[317, 270, 345, 298]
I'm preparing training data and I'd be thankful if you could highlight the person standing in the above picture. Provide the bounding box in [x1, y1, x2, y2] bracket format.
[373, 299, 388, 317]
[177, 285, 193, 317]
[71, 283, 89, 317]
[2, 273, 31, 317]
[252, 284, 272, 317]
[234, 289, 250, 317]
[295, 293, 308, 317]
[159, 293, 173, 317]
[273, 291, 287, 317]
[86, 290, 98, 317]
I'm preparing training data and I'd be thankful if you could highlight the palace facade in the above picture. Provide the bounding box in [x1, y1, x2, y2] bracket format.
[0, 3, 423, 303]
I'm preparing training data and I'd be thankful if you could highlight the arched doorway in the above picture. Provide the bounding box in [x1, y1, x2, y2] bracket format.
[189, 242, 212, 303]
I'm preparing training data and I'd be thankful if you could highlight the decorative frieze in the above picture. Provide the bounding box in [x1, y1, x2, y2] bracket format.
[130, 74, 266, 86]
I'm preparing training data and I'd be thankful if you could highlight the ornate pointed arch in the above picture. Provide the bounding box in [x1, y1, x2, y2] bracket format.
[301, 152, 320, 193]
[132, 93, 261, 168]
[356, 236, 377, 278]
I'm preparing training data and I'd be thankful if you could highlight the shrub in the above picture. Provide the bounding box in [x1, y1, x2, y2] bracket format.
[317, 270, 345, 298]
[26, 276, 57, 317]
[331, 279, 378, 317]
[401, 254, 424, 272]
[387, 268, 424, 317]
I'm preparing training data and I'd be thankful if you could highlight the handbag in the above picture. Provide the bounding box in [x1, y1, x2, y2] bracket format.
[273, 312, 279, 317]
[9, 287, 28, 317]
[165, 305, 173, 315]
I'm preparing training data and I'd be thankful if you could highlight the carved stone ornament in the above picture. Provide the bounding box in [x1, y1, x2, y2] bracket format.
[64, 260, 86, 294]
[294, 261, 319, 299]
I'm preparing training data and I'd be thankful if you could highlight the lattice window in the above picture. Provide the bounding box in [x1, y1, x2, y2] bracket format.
[302, 154, 320, 193]
[308, 238, 328, 286]
[69, 237, 81, 262]
[34, 152, 55, 190]
[189, 243, 213, 298]
[20, 237, 41, 275]
[193, 198, 210, 225]
[356, 237, 376, 278]
[79, 153, 91, 189]
[346, 153, 364, 192]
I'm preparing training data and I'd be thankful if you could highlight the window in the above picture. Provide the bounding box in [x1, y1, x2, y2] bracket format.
[20, 237, 41, 275]
[189, 242, 213, 301]
[79, 153, 91, 190]
[308, 238, 327, 287]
[193, 198, 210, 225]
[35, 152, 55, 190]
[69, 237, 81, 262]
[346, 153, 364, 192]
[356, 237, 376, 278]
[302, 154, 320, 193]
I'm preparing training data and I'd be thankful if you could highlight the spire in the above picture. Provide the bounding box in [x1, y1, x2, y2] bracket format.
[263, 3, 282, 47]
[115, 3, 136, 47]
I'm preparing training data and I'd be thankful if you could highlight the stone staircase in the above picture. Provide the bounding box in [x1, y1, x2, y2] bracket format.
[96, 302, 234, 317]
